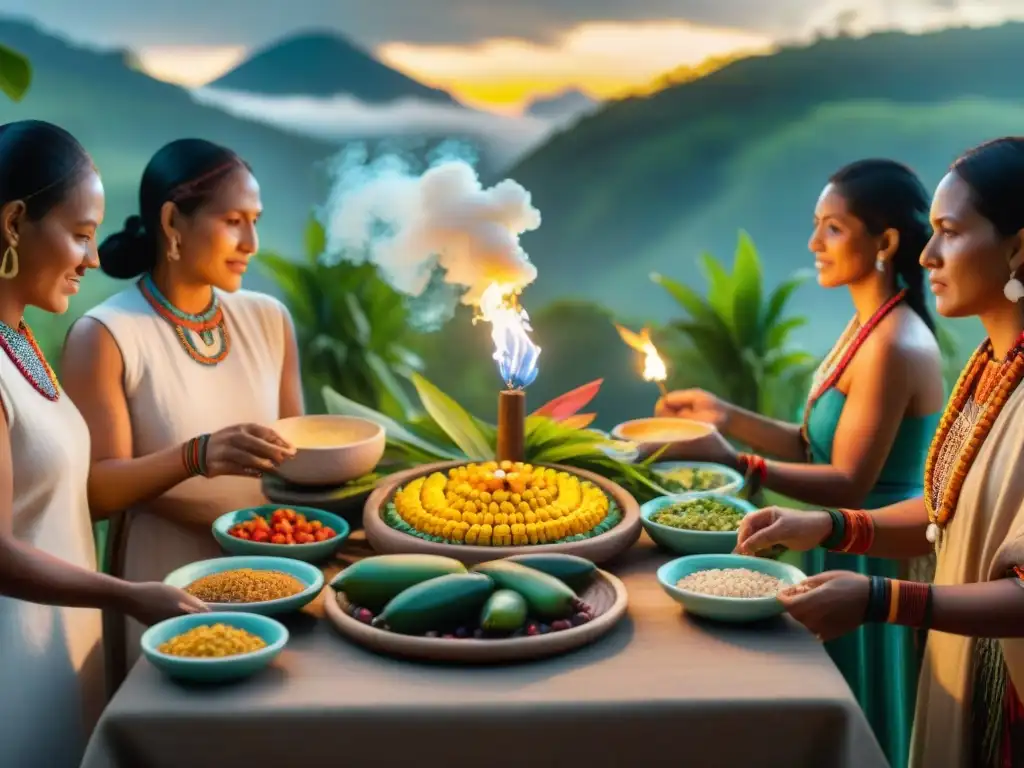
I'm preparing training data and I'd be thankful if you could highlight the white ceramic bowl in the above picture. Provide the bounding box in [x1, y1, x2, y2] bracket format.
[272, 415, 385, 486]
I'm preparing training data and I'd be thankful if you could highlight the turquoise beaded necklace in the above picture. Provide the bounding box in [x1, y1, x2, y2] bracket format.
[137, 274, 230, 366]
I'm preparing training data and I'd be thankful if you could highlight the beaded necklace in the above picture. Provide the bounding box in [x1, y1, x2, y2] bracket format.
[0, 321, 60, 400]
[800, 289, 908, 451]
[137, 274, 230, 366]
[923, 330, 1024, 549]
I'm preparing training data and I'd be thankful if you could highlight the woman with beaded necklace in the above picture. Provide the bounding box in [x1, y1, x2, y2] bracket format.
[0, 121, 206, 768]
[655, 159, 945, 768]
[735, 137, 1024, 767]
[61, 138, 303, 671]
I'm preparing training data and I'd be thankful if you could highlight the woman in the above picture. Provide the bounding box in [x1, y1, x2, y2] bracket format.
[735, 137, 1024, 767]
[655, 159, 945, 768]
[60, 139, 304, 669]
[0, 121, 205, 768]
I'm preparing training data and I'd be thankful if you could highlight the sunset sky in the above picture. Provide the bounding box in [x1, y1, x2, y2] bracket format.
[11, 0, 1024, 111]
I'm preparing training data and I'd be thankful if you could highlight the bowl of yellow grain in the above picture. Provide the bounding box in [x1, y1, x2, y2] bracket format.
[141, 612, 288, 683]
[272, 415, 386, 486]
[163, 555, 325, 616]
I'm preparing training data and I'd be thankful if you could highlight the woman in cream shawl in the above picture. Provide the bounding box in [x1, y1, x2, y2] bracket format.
[735, 136, 1024, 768]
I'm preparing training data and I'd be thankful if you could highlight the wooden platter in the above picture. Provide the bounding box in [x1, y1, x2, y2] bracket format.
[362, 461, 642, 566]
[324, 568, 628, 663]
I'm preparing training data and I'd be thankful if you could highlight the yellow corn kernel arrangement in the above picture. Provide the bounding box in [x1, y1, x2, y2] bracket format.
[392, 461, 610, 546]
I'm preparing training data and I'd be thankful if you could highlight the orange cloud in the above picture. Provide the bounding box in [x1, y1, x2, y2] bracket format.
[378, 20, 773, 109]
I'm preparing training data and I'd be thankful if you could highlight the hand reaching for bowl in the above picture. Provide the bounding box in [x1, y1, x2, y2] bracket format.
[777, 571, 870, 642]
[204, 424, 296, 478]
[659, 429, 736, 466]
[655, 389, 732, 430]
[121, 582, 209, 626]
[734, 506, 833, 556]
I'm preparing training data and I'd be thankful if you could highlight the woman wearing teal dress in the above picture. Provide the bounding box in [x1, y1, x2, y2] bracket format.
[656, 159, 945, 768]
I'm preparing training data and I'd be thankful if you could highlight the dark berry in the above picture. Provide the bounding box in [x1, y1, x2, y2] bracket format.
[571, 612, 591, 626]
[455, 627, 470, 639]
[539, 624, 551, 634]
[355, 608, 374, 624]
[526, 624, 541, 636]
[550, 619, 572, 632]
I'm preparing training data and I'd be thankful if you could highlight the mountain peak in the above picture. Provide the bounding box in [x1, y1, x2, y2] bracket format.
[207, 29, 458, 105]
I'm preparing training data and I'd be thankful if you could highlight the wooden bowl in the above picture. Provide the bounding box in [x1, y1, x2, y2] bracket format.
[362, 461, 641, 566]
[324, 569, 628, 663]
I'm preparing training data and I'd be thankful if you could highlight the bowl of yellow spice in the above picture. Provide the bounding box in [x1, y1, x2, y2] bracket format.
[141, 612, 289, 683]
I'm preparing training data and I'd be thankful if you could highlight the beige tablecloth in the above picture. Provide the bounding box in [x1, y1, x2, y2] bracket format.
[81, 534, 887, 768]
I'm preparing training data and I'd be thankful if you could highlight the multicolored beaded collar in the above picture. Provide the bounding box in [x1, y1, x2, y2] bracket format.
[799, 289, 907, 452]
[923, 330, 1024, 548]
[0, 321, 60, 400]
[137, 274, 230, 366]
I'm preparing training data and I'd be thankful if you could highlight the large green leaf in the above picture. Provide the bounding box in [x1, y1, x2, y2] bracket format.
[766, 316, 807, 350]
[730, 231, 763, 349]
[650, 272, 722, 327]
[698, 253, 734, 327]
[763, 270, 813, 330]
[305, 218, 327, 261]
[322, 385, 461, 459]
[0, 46, 30, 102]
[410, 373, 492, 460]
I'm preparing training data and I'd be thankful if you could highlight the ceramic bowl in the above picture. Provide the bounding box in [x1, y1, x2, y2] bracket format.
[640, 492, 757, 555]
[141, 611, 288, 683]
[212, 504, 351, 563]
[650, 461, 745, 497]
[163, 555, 325, 616]
[272, 415, 385, 486]
[657, 553, 807, 623]
[610, 417, 714, 457]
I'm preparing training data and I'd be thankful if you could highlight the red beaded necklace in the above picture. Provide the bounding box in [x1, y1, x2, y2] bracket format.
[0, 321, 60, 401]
[800, 288, 907, 449]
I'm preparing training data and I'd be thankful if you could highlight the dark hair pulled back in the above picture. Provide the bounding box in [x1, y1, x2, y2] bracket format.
[98, 138, 248, 279]
[0, 120, 93, 231]
[950, 137, 1024, 238]
[829, 158, 936, 334]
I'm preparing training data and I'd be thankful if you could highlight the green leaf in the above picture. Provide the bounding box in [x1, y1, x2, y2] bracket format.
[322, 385, 461, 460]
[305, 218, 327, 262]
[763, 350, 817, 378]
[763, 269, 812, 330]
[730, 231, 763, 348]
[0, 46, 30, 102]
[650, 272, 722, 327]
[410, 373, 493, 461]
[698, 252, 735, 326]
[364, 351, 417, 419]
[766, 316, 807, 350]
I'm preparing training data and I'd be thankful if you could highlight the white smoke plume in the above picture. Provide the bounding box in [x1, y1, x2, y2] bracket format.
[320, 144, 541, 322]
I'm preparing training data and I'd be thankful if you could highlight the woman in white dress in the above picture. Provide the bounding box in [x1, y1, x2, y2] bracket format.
[61, 139, 305, 671]
[0, 122, 206, 768]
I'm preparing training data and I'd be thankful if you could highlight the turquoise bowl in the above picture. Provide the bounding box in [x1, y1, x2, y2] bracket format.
[657, 553, 808, 623]
[141, 611, 288, 683]
[164, 555, 325, 616]
[212, 504, 350, 563]
[640, 492, 757, 555]
[650, 461, 745, 497]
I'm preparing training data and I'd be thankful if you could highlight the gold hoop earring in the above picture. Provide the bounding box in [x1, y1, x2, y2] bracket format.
[0, 246, 19, 279]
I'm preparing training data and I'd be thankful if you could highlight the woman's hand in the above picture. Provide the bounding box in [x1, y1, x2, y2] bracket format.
[121, 582, 209, 626]
[735, 506, 833, 555]
[655, 389, 733, 429]
[778, 571, 870, 641]
[659, 429, 737, 466]
[204, 424, 296, 478]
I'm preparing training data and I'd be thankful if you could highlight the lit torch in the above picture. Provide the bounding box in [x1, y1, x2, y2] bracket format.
[476, 282, 541, 463]
[614, 323, 669, 397]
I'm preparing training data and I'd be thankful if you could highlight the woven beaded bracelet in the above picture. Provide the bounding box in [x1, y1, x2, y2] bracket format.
[182, 433, 211, 477]
[863, 576, 933, 628]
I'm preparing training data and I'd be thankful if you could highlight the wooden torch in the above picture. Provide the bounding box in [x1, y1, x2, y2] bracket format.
[497, 389, 526, 463]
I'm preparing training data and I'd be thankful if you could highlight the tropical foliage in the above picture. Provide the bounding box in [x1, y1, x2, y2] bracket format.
[0, 45, 30, 101]
[651, 231, 817, 420]
[322, 375, 672, 503]
[259, 217, 425, 416]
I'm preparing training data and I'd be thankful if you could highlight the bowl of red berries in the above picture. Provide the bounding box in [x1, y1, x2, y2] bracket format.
[212, 504, 351, 563]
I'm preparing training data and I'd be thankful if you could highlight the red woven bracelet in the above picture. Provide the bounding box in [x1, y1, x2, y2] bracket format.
[737, 453, 767, 494]
[890, 580, 931, 628]
[836, 508, 875, 554]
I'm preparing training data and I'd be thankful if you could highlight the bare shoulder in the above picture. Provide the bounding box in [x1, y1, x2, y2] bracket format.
[856, 306, 942, 378]
[62, 316, 124, 374]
